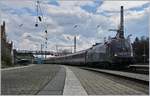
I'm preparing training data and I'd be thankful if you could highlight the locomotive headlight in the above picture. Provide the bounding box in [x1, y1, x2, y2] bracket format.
[131, 52, 133, 56]
[114, 53, 118, 56]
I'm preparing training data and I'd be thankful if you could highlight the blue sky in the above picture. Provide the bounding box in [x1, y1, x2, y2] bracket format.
[0, 0, 149, 52]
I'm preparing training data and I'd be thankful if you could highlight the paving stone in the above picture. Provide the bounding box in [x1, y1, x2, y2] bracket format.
[38, 66, 66, 95]
[1, 64, 61, 95]
[69, 66, 148, 95]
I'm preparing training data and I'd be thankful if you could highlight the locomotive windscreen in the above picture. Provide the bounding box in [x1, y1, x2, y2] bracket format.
[115, 40, 130, 52]
[111, 39, 132, 56]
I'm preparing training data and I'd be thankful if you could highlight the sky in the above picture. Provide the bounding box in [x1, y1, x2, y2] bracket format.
[0, 0, 149, 52]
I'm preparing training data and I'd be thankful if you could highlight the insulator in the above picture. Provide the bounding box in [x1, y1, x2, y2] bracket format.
[74, 25, 78, 28]
[37, 0, 39, 4]
[38, 16, 42, 22]
[35, 23, 38, 27]
[45, 30, 47, 33]
[19, 24, 23, 27]
[97, 25, 100, 28]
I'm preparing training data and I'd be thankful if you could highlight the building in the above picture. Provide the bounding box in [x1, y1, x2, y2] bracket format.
[1, 21, 13, 67]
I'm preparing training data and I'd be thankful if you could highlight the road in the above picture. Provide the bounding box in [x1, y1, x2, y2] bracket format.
[1, 64, 149, 95]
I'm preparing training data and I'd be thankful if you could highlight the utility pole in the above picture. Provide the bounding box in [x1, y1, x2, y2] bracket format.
[44, 47, 46, 60]
[41, 44, 43, 54]
[143, 42, 146, 63]
[109, 6, 124, 39]
[74, 36, 76, 53]
[56, 45, 58, 56]
[73, 24, 78, 53]
[44, 41, 47, 60]
[44, 30, 48, 59]
[41, 44, 43, 64]
[120, 6, 124, 39]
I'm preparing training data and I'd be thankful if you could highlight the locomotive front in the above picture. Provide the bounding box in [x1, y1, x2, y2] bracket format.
[110, 38, 134, 65]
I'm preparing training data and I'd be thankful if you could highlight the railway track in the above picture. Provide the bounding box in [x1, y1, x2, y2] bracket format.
[127, 64, 149, 74]
[80, 67, 149, 84]
[108, 64, 149, 75]
[83, 64, 149, 75]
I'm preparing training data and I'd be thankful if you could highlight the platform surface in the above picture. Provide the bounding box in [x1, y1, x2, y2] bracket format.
[1, 64, 149, 95]
[81, 67, 149, 82]
[1, 64, 61, 95]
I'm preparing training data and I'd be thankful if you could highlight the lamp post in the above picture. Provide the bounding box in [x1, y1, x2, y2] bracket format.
[74, 36, 76, 53]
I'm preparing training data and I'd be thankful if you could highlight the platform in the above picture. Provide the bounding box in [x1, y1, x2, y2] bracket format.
[1, 64, 149, 95]
[81, 67, 149, 82]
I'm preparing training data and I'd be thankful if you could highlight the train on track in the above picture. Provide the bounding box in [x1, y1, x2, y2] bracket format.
[45, 6, 134, 68]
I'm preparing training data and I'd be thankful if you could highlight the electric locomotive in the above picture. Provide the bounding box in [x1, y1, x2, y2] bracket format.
[85, 37, 133, 68]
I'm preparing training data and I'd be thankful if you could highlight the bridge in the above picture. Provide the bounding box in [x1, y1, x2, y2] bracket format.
[15, 50, 71, 56]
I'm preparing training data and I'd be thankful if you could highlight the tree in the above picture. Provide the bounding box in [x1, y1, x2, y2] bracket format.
[132, 36, 149, 63]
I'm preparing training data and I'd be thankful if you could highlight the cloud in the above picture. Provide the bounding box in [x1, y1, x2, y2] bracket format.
[45, 3, 115, 51]
[97, 1, 149, 13]
[125, 7, 149, 41]
[108, 5, 149, 41]
[0, 0, 36, 16]
[0, 0, 149, 52]
[18, 38, 39, 50]
[58, 0, 95, 7]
